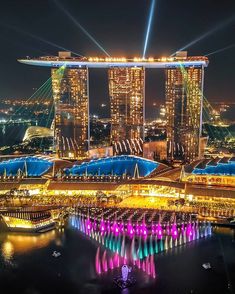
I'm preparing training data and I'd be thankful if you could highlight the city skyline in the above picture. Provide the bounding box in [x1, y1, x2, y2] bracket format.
[0, 0, 234, 119]
[0, 2, 235, 293]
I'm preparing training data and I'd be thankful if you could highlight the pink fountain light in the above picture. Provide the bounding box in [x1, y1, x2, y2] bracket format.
[93, 218, 97, 230]
[186, 223, 193, 237]
[100, 220, 106, 234]
[109, 256, 114, 270]
[141, 222, 148, 237]
[171, 223, 178, 239]
[120, 222, 124, 233]
[127, 221, 134, 237]
[95, 247, 101, 274]
[86, 219, 92, 231]
[157, 223, 163, 238]
[151, 223, 155, 235]
[107, 220, 111, 232]
[112, 222, 120, 236]
[136, 223, 140, 235]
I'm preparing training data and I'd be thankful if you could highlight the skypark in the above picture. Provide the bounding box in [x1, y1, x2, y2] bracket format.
[18, 52, 209, 68]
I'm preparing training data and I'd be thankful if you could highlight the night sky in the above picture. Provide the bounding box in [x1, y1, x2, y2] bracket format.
[0, 0, 235, 118]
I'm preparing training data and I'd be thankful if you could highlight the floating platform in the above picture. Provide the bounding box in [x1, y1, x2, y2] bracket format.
[113, 276, 136, 289]
[1, 208, 56, 233]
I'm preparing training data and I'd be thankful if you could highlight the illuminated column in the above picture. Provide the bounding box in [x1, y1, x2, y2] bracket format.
[165, 63, 205, 163]
[52, 67, 89, 159]
[108, 67, 145, 145]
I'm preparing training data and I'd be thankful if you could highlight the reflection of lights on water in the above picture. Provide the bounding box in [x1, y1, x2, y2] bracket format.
[2, 241, 14, 261]
[55, 238, 62, 246]
[4, 230, 57, 253]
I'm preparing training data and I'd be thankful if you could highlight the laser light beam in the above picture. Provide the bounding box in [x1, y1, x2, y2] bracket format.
[143, 0, 156, 59]
[54, 0, 110, 57]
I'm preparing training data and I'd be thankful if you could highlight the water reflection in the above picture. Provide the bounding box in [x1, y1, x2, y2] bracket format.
[2, 241, 14, 261]
[1, 230, 56, 258]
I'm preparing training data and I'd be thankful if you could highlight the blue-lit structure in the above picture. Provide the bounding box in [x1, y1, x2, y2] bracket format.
[186, 157, 235, 177]
[65, 155, 158, 178]
[193, 161, 235, 176]
[0, 157, 53, 177]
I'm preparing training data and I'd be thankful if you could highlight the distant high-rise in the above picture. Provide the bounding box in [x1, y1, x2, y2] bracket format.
[165, 51, 208, 163]
[51, 52, 89, 159]
[108, 67, 145, 146]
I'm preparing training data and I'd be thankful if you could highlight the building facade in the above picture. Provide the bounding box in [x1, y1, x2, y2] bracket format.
[51, 65, 89, 159]
[108, 67, 145, 147]
[165, 51, 208, 163]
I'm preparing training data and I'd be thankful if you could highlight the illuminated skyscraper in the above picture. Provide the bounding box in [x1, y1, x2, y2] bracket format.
[108, 67, 145, 148]
[51, 55, 89, 159]
[19, 51, 208, 161]
[165, 51, 208, 163]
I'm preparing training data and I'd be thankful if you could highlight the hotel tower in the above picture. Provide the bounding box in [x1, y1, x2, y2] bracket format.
[51, 52, 89, 159]
[108, 67, 145, 144]
[165, 51, 208, 163]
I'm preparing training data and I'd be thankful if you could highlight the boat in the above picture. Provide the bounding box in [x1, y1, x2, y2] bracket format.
[1, 208, 56, 233]
[52, 251, 61, 258]
[202, 262, 211, 270]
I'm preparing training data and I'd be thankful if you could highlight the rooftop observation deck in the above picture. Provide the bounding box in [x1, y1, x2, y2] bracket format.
[18, 54, 209, 68]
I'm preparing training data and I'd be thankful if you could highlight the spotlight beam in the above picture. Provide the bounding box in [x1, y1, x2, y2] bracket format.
[53, 0, 110, 57]
[143, 0, 156, 59]
[1, 22, 83, 57]
[205, 43, 235, 56]
[171, 15, 235, 56]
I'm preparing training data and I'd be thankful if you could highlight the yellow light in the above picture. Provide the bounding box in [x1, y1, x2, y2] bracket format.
[2, 241, 14, 261]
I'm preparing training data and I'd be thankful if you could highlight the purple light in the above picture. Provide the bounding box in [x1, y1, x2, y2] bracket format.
[100, 220, 106, 234]
[186, 223, 193, 237]
[136, 224, 140, 235]
[127, 221, 134, 237]
[171, 223, 178, 238]
[151, 223, 155, 234]
[86, 219, 92, 231]
[157, 223, 163, 238]
[112, 222, 119, 236]
[141, 222, 148, 237]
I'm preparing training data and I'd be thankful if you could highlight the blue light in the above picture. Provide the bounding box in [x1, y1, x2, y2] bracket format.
[54, 0, 110, 57]
[193, 162, 235, 176]
[143, 0, 156, 59]
[65, 155, 158, 177]
[0, 157, 53, 177]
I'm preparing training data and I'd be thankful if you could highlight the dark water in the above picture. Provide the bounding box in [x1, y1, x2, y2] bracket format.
[0, 219, 235, 294]
[0, 124, 30, 147]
